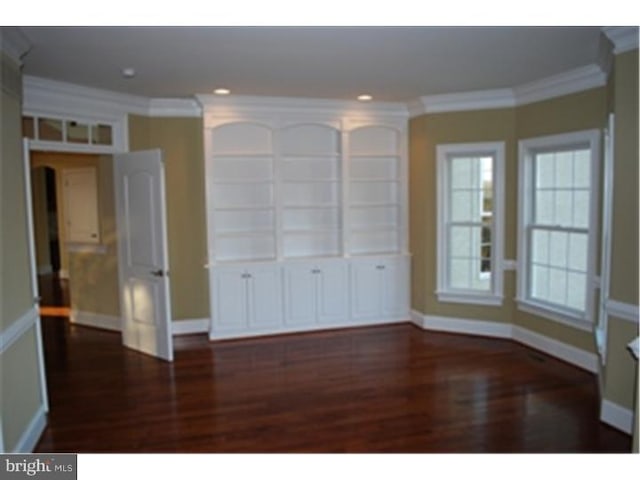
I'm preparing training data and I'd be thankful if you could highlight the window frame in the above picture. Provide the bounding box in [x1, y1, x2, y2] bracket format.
[436, 141, 505, 306]
[516, 129, 601, 331]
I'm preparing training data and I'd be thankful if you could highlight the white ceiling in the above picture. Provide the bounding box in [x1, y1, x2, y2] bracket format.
[20, 26, 605, 102]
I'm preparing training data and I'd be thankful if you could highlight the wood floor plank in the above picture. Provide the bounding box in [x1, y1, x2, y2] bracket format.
[34, 316, 631, 453]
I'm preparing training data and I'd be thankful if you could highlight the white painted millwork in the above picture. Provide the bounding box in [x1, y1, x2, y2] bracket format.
[62, 167, 100, 244]
[602, 26, 639, 54]
[202, 97, 409, 339]
[600, 399, 635, 434]
[114, 149, 174, 361]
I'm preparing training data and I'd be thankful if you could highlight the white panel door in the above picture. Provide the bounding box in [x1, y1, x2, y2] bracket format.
[284, 264, 317, 326]
[213, 267, 249, 332]
[317, 260, 348, 324]
[381, 257, 410, 318]
[114, 149, 173, 361]
[350, 259, 382, 320]
[248, 265, 283, 328]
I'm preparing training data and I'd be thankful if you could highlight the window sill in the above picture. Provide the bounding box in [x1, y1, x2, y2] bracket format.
[67, 242, 107, 254]
[435, 291, 503, 307]
[516, 299, 592, 333]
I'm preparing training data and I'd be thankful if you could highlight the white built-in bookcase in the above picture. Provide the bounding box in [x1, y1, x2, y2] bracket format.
[200, 96, 409, 339]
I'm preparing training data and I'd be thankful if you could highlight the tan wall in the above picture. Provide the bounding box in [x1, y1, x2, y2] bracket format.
[128, 115, 209, 321]
[409, 108, 517, 323]
[602, 49, 639, 415]
[30, 152, 120, 317]
[0, 49, 46, 453]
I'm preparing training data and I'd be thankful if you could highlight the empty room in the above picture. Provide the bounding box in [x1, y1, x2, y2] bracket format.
[1, 23, 638, 460]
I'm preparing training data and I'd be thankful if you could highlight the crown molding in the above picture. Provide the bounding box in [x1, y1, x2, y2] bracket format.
[0, 27, 31, 65]
[148, 98, 203, 117]
[196, 94, 409, 118]
[513, 64, 607, 106]
[409, 63, 607, 117]
[602, 26, 639, 54]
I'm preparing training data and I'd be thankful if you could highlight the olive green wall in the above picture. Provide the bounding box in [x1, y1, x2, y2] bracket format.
[30, 152, 120, 317]
[602, 49, 639, 415]
[1, 49, 46, 453]
[409, 108, 517, 323]
[128, 115, 209, 321]
[410, 87, 608, 353]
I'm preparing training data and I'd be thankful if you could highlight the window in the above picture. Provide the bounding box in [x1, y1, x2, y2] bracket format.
[517, 130, 600, 328]
[436, 142, 505, 305]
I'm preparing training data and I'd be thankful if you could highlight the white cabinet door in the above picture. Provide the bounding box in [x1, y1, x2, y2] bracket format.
[380, 256, 410, 317]
[247, 265, 283, 329]
[317, 260, 348, 324]
[284, 264, 317, 326]
[350, 258, 382, 320]
[213, 267, 248, 333]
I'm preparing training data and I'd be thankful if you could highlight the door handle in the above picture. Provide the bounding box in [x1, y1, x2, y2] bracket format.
[150, 269, 165, 277]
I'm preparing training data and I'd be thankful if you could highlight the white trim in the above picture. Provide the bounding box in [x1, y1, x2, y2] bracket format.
[0, 416, 4, 453]
[602, 27, 639, 54]
[628, 337, 639, 360]
[0, 27, 31, 65]
[513, 65, 607, 106]
[410, 310, 598, 372]
[0, 306, 39, 355]
[34, 319, 49, 412]
[600, 399, 635, 434]
[434, 292, 503, 307]
[37, 264, 53, 275]
[409, 64, 607, 117]
[69, 310, 122, 332]
[418, 89, 515, 114]
[419, 313, 512, 339]
[149, 98, 203, 118]
[606, 299, 640, 324]
[11, 405, 47, 453]
[516, 300, 593, 333]
[503, 259, 517, 271]
[172, 318, 209, 336]
[512, 325, 598, 372]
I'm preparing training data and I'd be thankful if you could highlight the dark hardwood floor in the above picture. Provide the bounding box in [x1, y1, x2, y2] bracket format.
[34, 310, 631, 452]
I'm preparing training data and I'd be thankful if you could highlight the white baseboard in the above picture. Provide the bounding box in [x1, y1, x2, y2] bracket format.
[600, 398, 635, 434]
[70, 310, 121, 332]
[512, 325, 599, 373]
[37, 264, 52, 275]
[12, 404, 47, 453]
[172, 318, 209, 336]
[411, 310, 598, 373]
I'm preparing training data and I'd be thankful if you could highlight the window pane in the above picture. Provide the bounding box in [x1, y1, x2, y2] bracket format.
[573, 150, 590, 188]
[568, 233, 588, 272]
[554, 151, 573, 188]
[450, 226, 472, 257]
[531, 265, 550, 301]
[536, 153, 555, 188]
[531, 229, 549, 264]
[549, 268, 568, 305]
[535, 190, 554, 224]
[451, 157, 473, 188]
[451, 190, 473, 221]
[567, 272, 586, 311]
[38, 118, 63, 141]
[450, 258, 471, 289]
[22, 116, 35, 139]
[92, 124, 113, 145]
[549, 231, 568, 268]
[555, 190, 572, 226]
[573, 190, 590, 228]
[66, 121, 89, 143]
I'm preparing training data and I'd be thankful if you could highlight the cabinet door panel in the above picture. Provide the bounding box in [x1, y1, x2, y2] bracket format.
[317, 261, 348, 324]
[248, 266, 283, 328]
[381, 257, 410, 318]
[284, 265, 317, 326]
[213, 268, 248, 332]
[350, 260, 381, 320]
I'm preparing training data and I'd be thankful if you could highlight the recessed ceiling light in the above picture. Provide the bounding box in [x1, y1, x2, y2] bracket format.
[214, 88, 231, 95]
[121, 67, 136, 79]
[357, 94, 373, 101]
